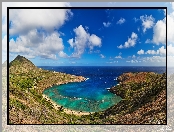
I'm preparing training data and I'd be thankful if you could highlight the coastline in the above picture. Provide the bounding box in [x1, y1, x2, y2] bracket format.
[42, 94, 94, 116]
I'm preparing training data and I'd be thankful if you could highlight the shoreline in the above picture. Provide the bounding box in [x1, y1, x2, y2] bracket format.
[42, 94, 94, 116]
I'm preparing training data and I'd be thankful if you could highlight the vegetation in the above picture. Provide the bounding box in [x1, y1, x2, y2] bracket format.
[9, 55, 166, 124]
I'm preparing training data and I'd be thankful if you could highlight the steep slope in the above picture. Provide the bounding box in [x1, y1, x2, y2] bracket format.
[9, 55, 37, 74]
[97, 72, 166, 124]
[8, 55, 167, 124]
[9, 55, 86, 124]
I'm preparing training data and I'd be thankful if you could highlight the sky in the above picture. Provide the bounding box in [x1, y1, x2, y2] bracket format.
[2, 2, 174, 67]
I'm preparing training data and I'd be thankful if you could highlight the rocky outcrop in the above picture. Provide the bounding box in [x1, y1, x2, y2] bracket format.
[102, 72, 167, 124]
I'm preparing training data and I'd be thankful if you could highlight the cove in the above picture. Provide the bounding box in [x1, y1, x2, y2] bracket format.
[43, 81, 122, 112]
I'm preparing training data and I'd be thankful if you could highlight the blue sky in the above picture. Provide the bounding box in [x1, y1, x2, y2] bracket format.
[8, 8, 166, 66]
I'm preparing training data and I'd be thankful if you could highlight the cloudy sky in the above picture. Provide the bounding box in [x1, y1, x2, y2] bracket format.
[2, 2, 174, 66]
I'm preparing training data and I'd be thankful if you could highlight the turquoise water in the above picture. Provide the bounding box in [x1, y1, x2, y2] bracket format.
[43, 82, 122, 112]
[41, 66, 166, 112]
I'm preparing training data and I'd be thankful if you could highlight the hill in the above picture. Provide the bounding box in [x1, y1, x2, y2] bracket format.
[101, 72, 167, 124]
[9, 55, 87, 124]
[9, 55, 166, 124]
[9, 55, 37, 74]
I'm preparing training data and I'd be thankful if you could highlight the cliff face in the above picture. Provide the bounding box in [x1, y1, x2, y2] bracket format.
[102, 72, 167, 124]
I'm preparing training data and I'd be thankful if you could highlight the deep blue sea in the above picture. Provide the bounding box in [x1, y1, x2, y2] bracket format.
[39, 66, 166, 112]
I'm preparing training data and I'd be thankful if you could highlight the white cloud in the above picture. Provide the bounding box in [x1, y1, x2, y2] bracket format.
[168, 44, 174, 56]
[37, 32, 64, 53]
[2, 2, 72, 62]
[9, 9, 73, 36]
[68, 25, 102, 58]
[115, 56, 122, 59]
[158, 46, 166, 55]
[168, 56, 174, 67]
[132, 55, 136, 58]
[167, 12, 174, 43]
[9, 31, 65, 59]
[115, 52, 122, 59]
[143, 46, 166, 56]
[118, 32, 138, 49]
[67, 25, 88, 58]
[117, 45, 123, 49]
[58, 51, 68, 58]
[117, 18, 125, 24]
[100, 54, 105, 58]
[103, 22, 111, 27]
[89, 34, 102, 49]
[145, 50, 157, 55]
[126, 60, 138, 63]
[68, 38, 74, 48]
[163, 9, 166, 16]
[145, 39, 151, 44]
[152, 18, 166, 45]
[140, 15, 155, 33]
[137, 49, 144, 55]
[171, 2, 174, 10]
[142, 56, 166, 63]
[133, 17, 139, 22]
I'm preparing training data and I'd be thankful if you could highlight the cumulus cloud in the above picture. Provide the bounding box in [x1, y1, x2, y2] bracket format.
[171, 2, 174, 10]
[126, 60, 138, 63]
[118, 32, 138, 49]
[145, 39, 151, 44]
[9, 31, 66, 59]
[140, 15, 155, 33]
[145, 50, 157, 55]
[138, 46, 166, 56]
[100, 54, 105, 58]
[117, 18, 125, 24]
[89, 34, 102, 50]
[167, 11, 174, 43]
[144, 17, 166, 45]
[152, 18, 166, 45]
[132, 55, 136, 58]
[137, 49, 144, 55]
[168, 56, 174, 67]
[103, 22, 111, 27]
[2, 2, 72, 62]
[163, 9, 166, 16]
[158, 46, 166, 55]
[58, 51, 68, 58]
[115, 52, 122, 59]
[5, 2, 72, 36]
[168, 44, 174, 56]
[115, 56, 122, 59]
[142, 56, 166, 63]
[68, 25, 102, 58]
[9, 9, 73, 36]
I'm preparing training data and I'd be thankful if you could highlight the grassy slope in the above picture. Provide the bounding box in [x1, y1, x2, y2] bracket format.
[9, 56, 167, 124]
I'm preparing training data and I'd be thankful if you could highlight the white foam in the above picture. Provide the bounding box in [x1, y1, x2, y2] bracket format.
[85, 78, 89, 81]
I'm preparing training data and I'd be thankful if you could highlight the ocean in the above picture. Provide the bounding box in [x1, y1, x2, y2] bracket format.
[39, 66, 166, 112]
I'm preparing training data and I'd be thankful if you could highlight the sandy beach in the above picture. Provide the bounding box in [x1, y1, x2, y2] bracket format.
[42, 94, 94, 116]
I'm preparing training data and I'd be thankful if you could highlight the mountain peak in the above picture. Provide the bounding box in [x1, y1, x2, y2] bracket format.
[9, 55, 37, 73]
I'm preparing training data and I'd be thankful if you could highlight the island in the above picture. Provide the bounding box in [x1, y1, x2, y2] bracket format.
[8, 55, 166, 124]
